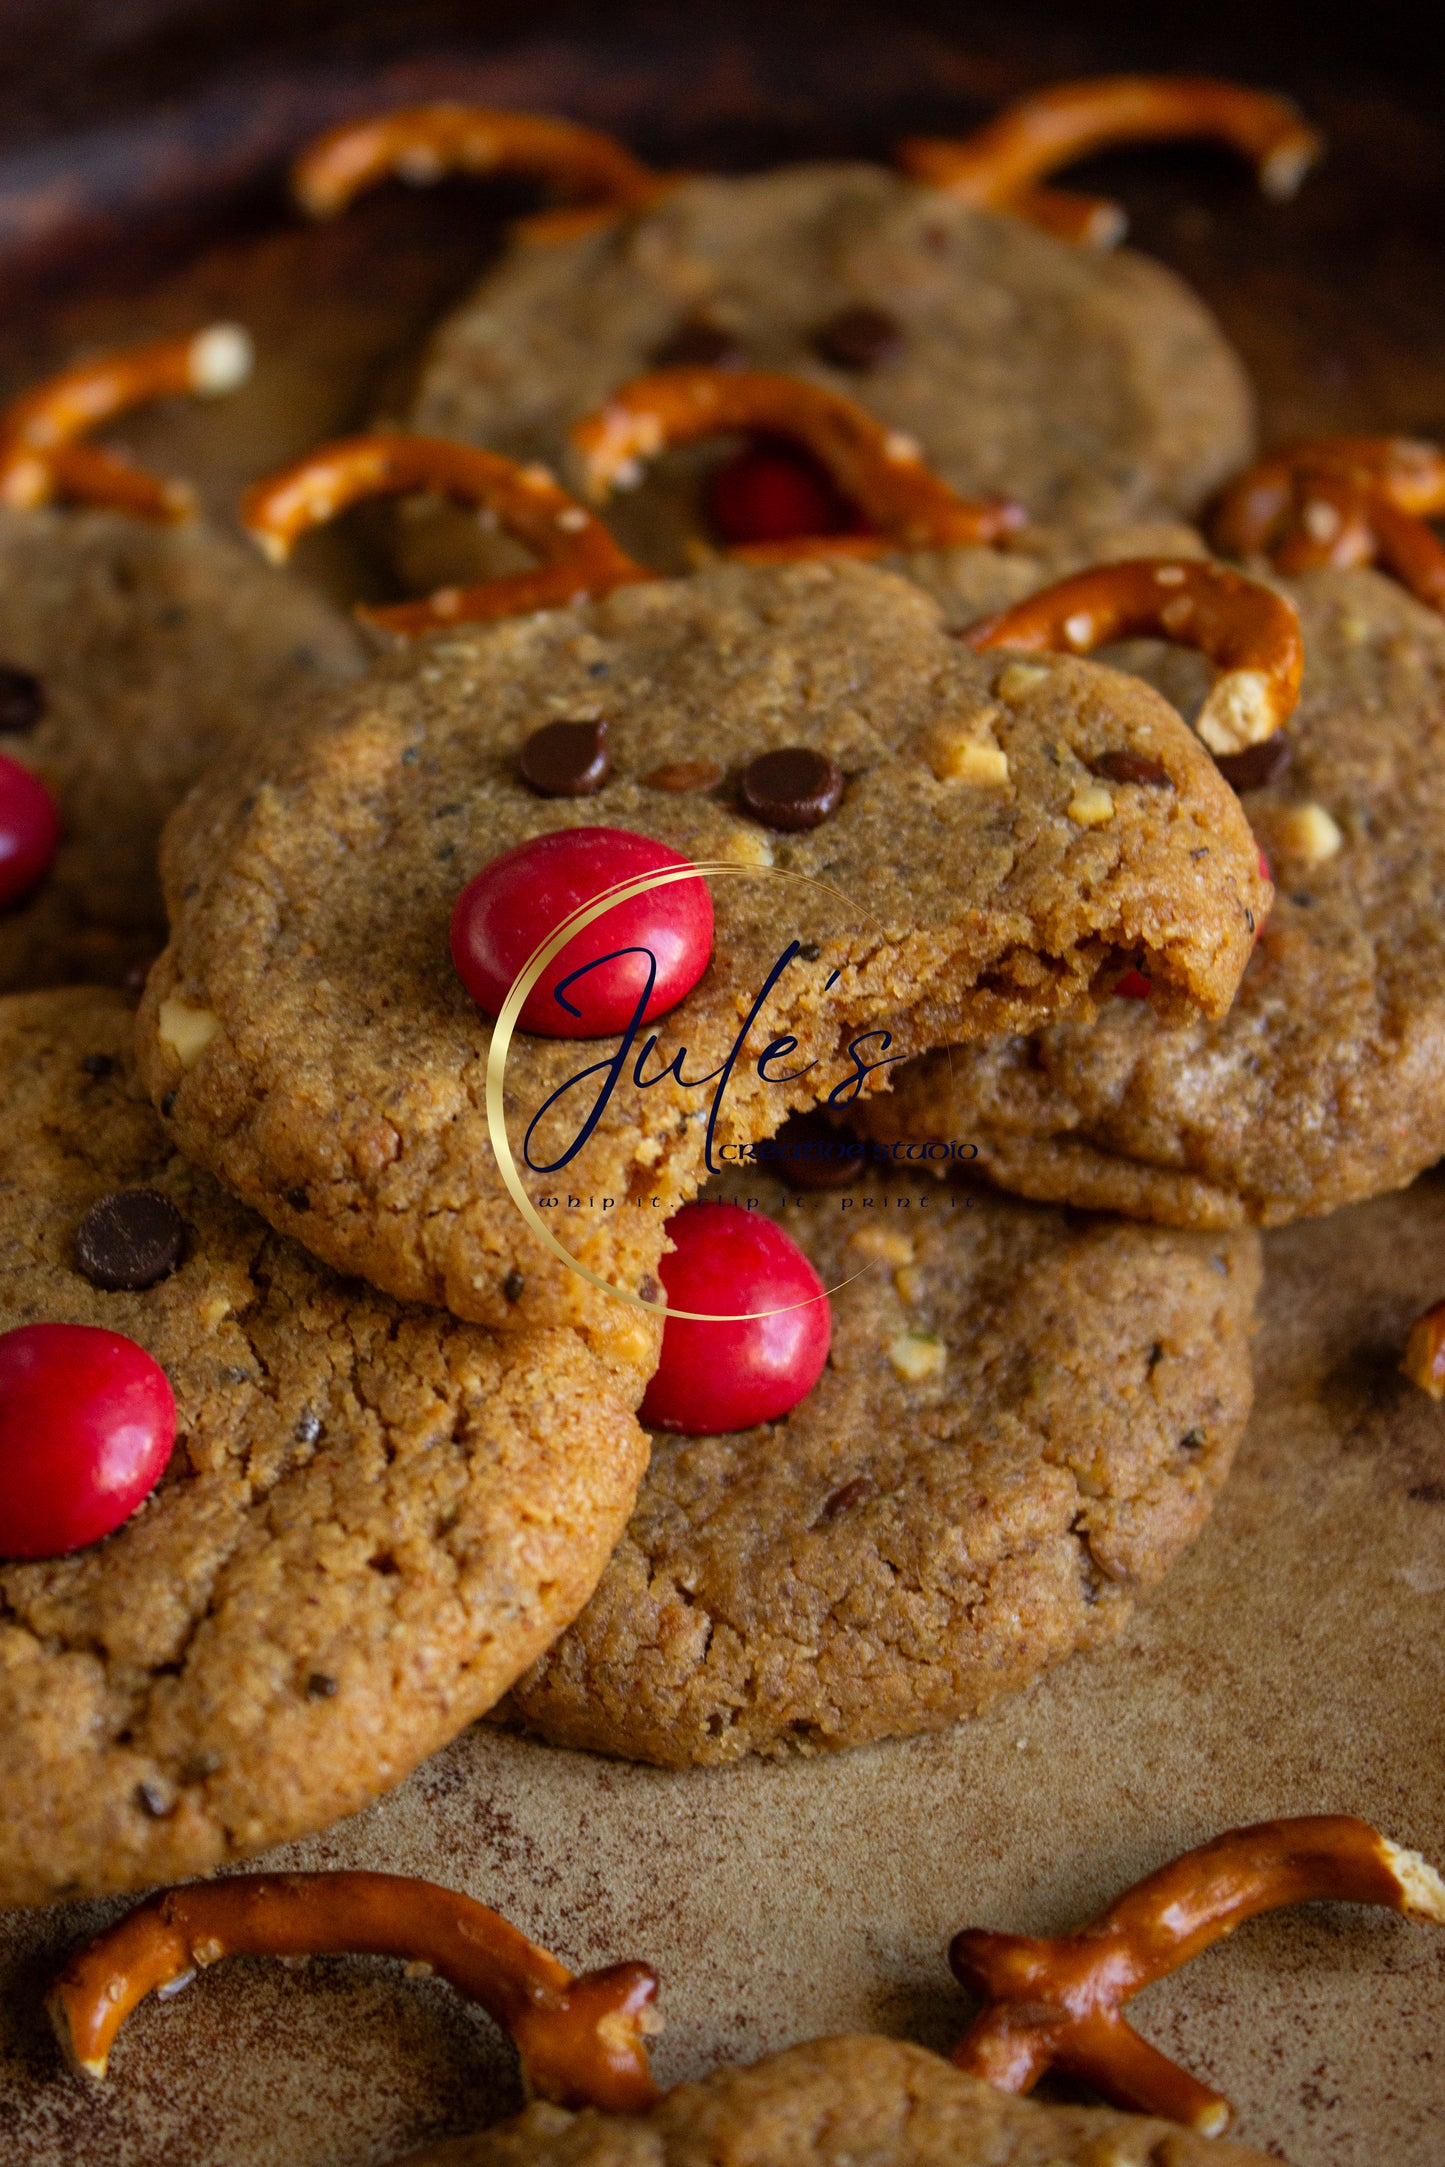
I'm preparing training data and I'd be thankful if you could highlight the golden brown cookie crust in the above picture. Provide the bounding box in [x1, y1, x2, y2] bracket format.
[388, 2035, 1279, 2167]
[863, 565, 1445, 1227]
[135, 559, 1265, 1369]
[504, 1169, 1259, 1765]
[0, 990, 652, 1906]
[0, 507, 361, 992]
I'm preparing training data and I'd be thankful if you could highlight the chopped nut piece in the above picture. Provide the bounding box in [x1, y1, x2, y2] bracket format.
[920, 721, 1009, 785]
[893, 1265, 924, 1304]
[156, 999, 220, 1070]
[1067, 783, 1114, 827]
[715, 827, 773, 867]
[850, 1227, 914, 1264]
[996, 661, 1051, 700]
[1402, 1297, 1445, 1399]
[1275, 801, 1343, 863]
[889, 1330, 946, 1381]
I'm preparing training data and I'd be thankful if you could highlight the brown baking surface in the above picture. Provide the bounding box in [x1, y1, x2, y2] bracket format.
[1, 1172, 1441, 2167]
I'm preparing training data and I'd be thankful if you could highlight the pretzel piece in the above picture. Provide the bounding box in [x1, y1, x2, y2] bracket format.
[1212, 436, 1445, 614]
[292, 105, 669, 243]
[959, 558, 1303, 754]
[0, 325, 252, 518]
[48, 1870, 660, 2112]
[900, 76, 1320, 248]
[242, 432, 651, 633]
[951, 1815, 1445, 2133]
[573, 369, 1024, 552]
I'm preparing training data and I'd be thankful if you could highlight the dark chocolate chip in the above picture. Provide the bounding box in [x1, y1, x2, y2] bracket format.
[135, 1781, 174, 1818]
[798, 944, 821, 961]
[821, 1473, 877, 1520]
[80, 1052, 114, 1078]
[75, 1189, 185, 1292]
[285, 1186, 311, 1211]
[503, 1268, 526, 1303]
[650, 318, 747, 370]
[1180, 1427, 1207, 1450]
[0, 666, 44, 734]
[306, 1672, 339, 1698]
[642, 758, 724, 793]
[519, 718, 612, 798]
[739, 746, 844, 831]
[1092, 749, 1174, 788]
[638, 1274, 662, 1304]
[179, 1750, 222, 1783]
[1214, 735, 1293, 791]
[812, 305, 905, 372]
[160, 1091, 176, 1117]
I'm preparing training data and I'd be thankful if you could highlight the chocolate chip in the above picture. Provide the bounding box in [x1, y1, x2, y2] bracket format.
[75, 1189, 185, 1292]
[503, 1268, 526, 1303]
[160, 1092, 176, 1117]
[821, 1473, 877, 1520]
[1092, 749, 1174, 788]
[650, 318, 747, 370]
[642, 759, 724, 793]
[812, 305, 905, 372]
[81, 1052, 114, 1078]
[0, 666, 44, 733]
[135, 1781, 174, 1818]
[638, 1274, 662, 1304]
[1180, 1427, 1206, 1450]
[306, 1672, 339, 1698]
[179, 1750, 222, 1783]
[519, 718, 611, 798]
[285, 1186, 310, 1211]
[1214, 736, 1292, 791]
[739, 747, 844, 831]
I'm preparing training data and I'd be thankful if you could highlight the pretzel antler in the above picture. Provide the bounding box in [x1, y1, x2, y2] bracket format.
[242, 432, 651, 633]
[959, 558, 1303, 754]
[292, 105, 672, 244]
[48, 1870, 661, 2112]
[572, 368, 1024, 555]
[951, 1815, 1445, 2134]
[0, 326, 253, 520]
[1212, 436, 1445, 615]
[900, 76, 1319, 251]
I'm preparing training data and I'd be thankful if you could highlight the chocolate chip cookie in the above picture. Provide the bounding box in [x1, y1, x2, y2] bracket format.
[0, 989, 652, 1905]
[862, 565, 1445, 1226]
[387, 2034, 1277, 2167]
[0, 508, 361, 992]
[400, 163, 1253, 582]
[504, 1165, 1259, 1763]
[135, 558, 1267, 1374]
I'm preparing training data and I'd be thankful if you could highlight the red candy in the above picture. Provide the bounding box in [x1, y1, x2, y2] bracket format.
[1114, 967, 1152, 1000]
[708, 439, 862, 546]
[0, 1323, 176, 1559]
[0, 752, 59, 910]
[451, 826, 713, 1037]
[1258, 846, 1273, 883]
[640, 1201, 832, 1433]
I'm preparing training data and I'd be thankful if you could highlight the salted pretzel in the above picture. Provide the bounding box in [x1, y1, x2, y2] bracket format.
[47, 1869, 660, 2112]
[950, 1814, 1445, 2134]
[1212, 436, 1445, 613]
[900, 75, 1320, 249]
[1402, 1295, 1445, 1398]
[0, 325, 253, 519]
[292, 105, 672, 244]
[242, 432, 651, 633]
[571, 369, 1025, 555]
[959, 558, 1303, 755]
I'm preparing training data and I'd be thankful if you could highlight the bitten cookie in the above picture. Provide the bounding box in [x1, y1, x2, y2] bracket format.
[385, 2035, 1278, 2167]
[862, 565, 1445, 1226]
[399, 163, 1252, 582]
[135, 557, 1267, 1374]
[0, 989, 653, 1906]
[504, 1167, 1259, 1764]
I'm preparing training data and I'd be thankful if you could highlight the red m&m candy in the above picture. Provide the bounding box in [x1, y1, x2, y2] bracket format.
[640, 1202, 832, 1434]
[451, 826, 713, 1037]
[708, 439, 861, 547]
[0, 752, 59, 910]
[0, 1322, 176, 1559]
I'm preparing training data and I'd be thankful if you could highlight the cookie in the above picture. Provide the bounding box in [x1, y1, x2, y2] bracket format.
[861, 564, 1445, 1227]
[503, 1164, 1259, 1764]
[0, 508, 361, 991]
[387, 2034, 1277, 2167]
[0, 989, 652, 1906]
[135, 557, 1268, 1376]
[400, 164, 1253, 582]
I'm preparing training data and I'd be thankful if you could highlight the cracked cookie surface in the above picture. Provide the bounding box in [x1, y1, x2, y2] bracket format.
[387, 2034, 1277, 2167]
[862, 566, 1445, 1226]
[503, 1167, 1258, 1764]
[136, 559, 1266, 1370]
[0, 507, 361, 993]
[399, 164, 1253, 585]
[0, 989, 652, 1906]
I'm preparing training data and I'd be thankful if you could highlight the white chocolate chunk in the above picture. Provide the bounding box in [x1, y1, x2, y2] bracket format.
[889, 1330, 946, 1382]
[1275, 801, 1343, 863]
[157, 999, 220, 1069]
[1067, 784, 1115, 828]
